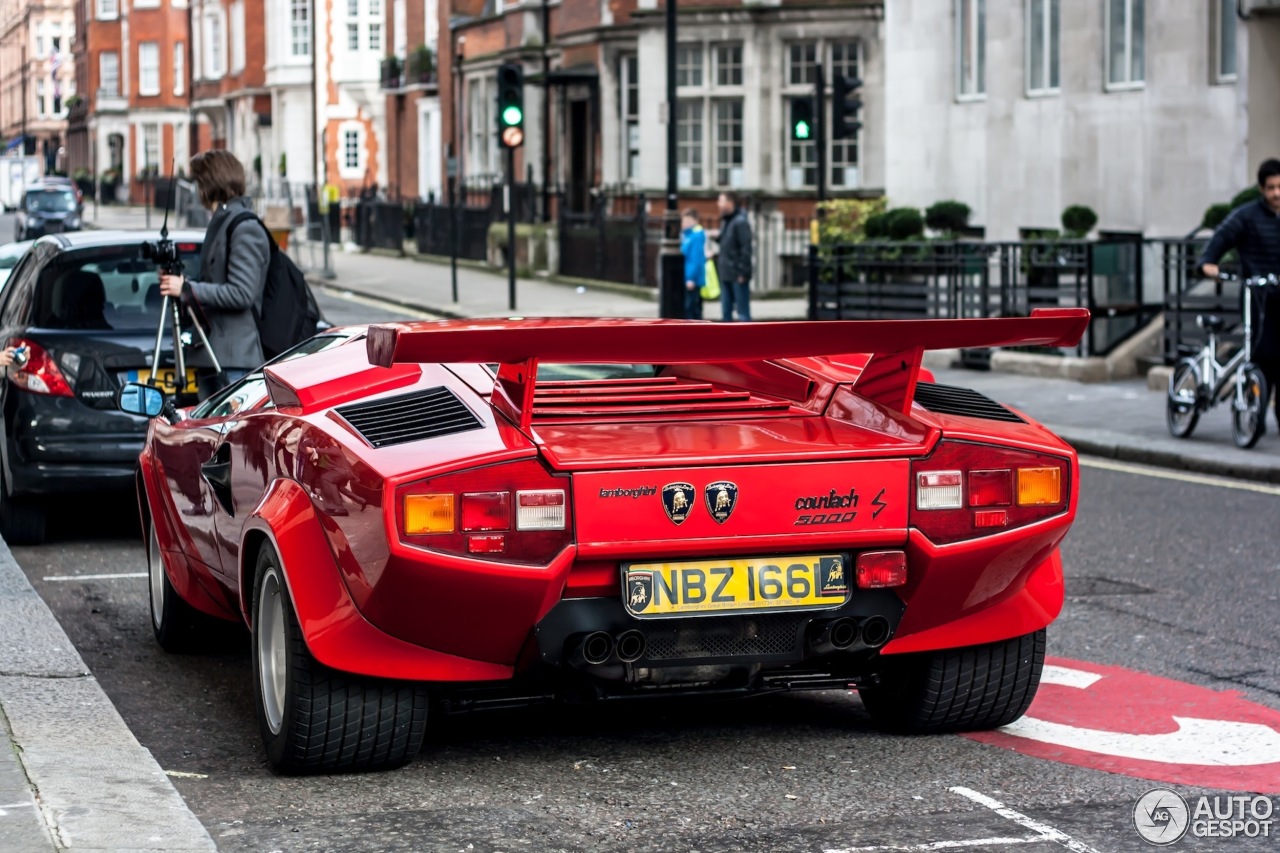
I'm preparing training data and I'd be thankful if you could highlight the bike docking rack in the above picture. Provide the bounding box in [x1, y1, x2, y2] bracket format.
[1166, 273, 1277, 449]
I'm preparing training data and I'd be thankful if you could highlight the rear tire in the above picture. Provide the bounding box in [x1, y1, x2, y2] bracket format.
[859, 629, 1046, 733]
[1166, 359, 1201, 439]
[1231, 366, 1268, 449]
[251, 545, 428, 774]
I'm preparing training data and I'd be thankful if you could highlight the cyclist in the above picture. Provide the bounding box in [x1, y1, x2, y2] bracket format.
[1199, 158, 1280, 431]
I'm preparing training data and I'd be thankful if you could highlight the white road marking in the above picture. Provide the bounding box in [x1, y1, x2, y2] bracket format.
[825, 835, 1047, 852]
[0, 801, 36, 816]
[164, 770, 209, 779]
[1079, 457, 1280, 496]
[1039, 665, 1102, 690]
[1009, 662, 1280, 766]
[1000, 715, 1280, 766]
[43, 572, 147, 582]
[948, 787, 1104, 853]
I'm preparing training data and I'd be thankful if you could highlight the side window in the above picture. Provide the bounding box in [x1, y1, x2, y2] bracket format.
[0, 251, 42, 328]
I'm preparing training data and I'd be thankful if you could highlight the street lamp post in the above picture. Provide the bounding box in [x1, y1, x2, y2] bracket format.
[658, 0, 684, 320]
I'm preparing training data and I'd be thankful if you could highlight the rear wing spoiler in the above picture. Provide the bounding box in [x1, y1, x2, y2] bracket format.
[365, 309, 1088, 430]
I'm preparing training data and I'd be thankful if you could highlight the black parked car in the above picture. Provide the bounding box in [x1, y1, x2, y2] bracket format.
[15, 185, 84, 241]
[0, 230, 204, 543]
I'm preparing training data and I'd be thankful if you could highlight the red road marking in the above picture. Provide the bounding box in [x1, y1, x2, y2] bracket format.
[964, 656, 1280, 793]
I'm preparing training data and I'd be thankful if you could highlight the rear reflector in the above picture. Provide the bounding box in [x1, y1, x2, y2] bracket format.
[516, 489, 566, 530]
[973, 509, 1008, 528]
[404, 493, 454, 534]
[1016, 467, 1061, 506]
[856, 551, 908, 588]
[916, 471, 963, 510]
[467, 534, 506, 554]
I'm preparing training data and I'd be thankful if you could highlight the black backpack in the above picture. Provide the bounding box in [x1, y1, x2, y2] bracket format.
[226, 211, 324, 360]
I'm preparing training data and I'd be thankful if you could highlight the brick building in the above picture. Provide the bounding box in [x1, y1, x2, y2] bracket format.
[380, 0, 439, 200]
[436, 0, 881, 220]
[0, 0, 77, 169]
[65, 0, 191, 204]
[312, 0, 389, 196]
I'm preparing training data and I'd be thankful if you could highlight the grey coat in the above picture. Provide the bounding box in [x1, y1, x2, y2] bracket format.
[718, 208, 753, 285]
[183, 197, 269, 369]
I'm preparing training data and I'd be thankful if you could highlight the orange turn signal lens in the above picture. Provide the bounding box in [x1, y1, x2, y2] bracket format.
[404, 493, 455, 534]
[1016, 467, 1061, 506]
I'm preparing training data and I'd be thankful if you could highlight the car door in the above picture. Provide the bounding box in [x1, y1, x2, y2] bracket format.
[150, 375, 265, 578]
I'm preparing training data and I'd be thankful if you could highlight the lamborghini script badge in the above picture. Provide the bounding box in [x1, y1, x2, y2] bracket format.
[661, 483, 696, 525]
[704, 481, 739, 524]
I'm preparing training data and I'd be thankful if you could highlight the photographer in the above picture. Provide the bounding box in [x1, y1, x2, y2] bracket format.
[159, 150, 269, 399]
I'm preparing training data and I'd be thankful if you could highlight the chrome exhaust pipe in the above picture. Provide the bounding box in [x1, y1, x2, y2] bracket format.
[811, 618, 860, 654]
[569, 631, 615, 667]
[615, 630, 646, 663]
[861, 615, 891, 648]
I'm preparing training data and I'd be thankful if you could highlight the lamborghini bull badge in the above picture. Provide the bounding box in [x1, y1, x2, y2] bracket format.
[662, 482, 696, 525]
[704, 481, 739, 524]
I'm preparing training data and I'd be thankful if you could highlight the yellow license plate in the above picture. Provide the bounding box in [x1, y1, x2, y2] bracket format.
[133, 367, 199, 394]
[623, 554, 850, 618]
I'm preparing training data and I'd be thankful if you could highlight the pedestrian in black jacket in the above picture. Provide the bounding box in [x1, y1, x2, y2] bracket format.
[1198, 158, 1280, 429]
[159, 150, 270, 399]
[716, 192, 753, 321]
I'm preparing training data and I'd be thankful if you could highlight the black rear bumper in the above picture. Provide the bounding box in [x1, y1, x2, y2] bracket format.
[534, 592, 905, 671]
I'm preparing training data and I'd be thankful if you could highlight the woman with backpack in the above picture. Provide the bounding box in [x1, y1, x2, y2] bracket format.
[159, 149, 269, 399]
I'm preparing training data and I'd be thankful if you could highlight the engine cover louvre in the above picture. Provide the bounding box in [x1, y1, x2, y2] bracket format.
[336, 387, 483, 447]
[912, 381, 1024, 424]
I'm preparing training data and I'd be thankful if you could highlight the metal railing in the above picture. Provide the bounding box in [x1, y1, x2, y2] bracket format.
[811, 239, 1154, 358]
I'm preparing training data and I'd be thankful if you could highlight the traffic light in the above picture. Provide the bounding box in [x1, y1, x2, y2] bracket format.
[497, 63, 525, 148]
[791, 97, 815, 142]
[831, 74, 863, 140]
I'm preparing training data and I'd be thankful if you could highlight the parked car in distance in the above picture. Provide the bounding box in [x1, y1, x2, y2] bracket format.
[16, 185, 83, 241]
[124, 311, 1090, 776]
[0, 230, 204, 543]
[0, 240, 33, 288]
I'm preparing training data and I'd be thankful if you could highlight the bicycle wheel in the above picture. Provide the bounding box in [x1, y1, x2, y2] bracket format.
[1231, 366, 1268, 449]
[1167, 359, 1201, 438]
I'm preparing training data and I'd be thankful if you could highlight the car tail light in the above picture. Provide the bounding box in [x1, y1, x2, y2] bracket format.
[7, 339, 74, 397]
[396, 459, 572, 564]
[911, 441, 1069, 544]
[856, 551, 908, 588]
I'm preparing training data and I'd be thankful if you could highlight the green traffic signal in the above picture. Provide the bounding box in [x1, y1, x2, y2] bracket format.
[794, 120, 811, 140]
[791, 97, 815, 142]
[501, 105, 523, 127]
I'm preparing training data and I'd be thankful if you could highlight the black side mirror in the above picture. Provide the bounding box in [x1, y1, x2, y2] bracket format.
[118, 382, 166, 418]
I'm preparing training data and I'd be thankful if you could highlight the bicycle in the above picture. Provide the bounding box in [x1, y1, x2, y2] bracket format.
[1167, 273, 1276, 448]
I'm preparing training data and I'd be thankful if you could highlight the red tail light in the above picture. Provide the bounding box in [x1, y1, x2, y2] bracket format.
[8, 339, 74, 397]
[396, 459, 573, 564]
[910, 441, 1069, 544]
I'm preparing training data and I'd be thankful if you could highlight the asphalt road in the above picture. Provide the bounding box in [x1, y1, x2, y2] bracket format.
[5, 283, 1280, 851]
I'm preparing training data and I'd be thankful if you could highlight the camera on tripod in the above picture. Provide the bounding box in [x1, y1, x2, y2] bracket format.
[140, 237, 182, 275]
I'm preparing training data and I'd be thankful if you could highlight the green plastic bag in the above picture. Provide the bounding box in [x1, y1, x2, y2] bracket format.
[701, 259, 721, 300]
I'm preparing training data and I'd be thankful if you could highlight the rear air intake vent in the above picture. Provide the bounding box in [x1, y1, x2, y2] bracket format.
[913, 381, 1024, 423]
[336, 387, 482, 448]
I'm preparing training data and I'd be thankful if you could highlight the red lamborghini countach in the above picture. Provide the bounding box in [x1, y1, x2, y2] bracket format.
[121, 310, 1087, 774]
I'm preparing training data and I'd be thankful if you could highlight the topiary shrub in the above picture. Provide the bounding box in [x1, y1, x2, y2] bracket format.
[1202, 202, 1232, 231]
[1230, 187, 1262, 209]
[925, 200, 971, 236]
[885, 207, 924, 241]
[864, 211, 891, 239]
[1061, 204, 1098, 238]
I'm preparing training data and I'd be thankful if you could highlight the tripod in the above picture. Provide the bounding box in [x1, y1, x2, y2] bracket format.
[149, 291, 224, 396]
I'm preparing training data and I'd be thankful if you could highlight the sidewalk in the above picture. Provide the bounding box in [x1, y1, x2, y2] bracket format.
[0, 538, 216, 851]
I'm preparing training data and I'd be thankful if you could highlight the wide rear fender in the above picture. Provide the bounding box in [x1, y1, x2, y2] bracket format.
[239, 478, 512, 682]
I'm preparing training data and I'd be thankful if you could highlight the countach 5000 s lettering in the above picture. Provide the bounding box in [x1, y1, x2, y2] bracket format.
[127, 311, 1087, 774]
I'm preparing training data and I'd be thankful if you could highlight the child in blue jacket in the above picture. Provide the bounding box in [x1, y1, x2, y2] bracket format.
[680, 209, 706, 319]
